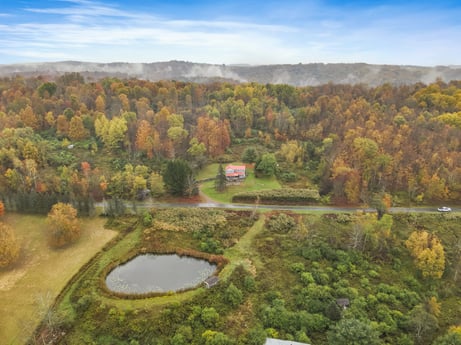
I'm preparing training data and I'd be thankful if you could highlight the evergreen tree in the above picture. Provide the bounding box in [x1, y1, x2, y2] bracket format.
[215, 163, 227, 192]
[162, 159, 197, 196]
[242, 147, 258, 163]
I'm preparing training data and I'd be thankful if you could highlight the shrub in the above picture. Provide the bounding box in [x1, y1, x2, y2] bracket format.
[0, 222, 20, 268]
[266, 213, 297, 234]
[225, 283, 244, 307]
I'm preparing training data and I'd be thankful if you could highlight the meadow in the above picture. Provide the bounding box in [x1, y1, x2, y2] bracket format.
[0, 214, 117, 345]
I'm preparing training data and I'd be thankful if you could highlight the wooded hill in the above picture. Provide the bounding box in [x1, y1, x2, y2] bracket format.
[0, 74, 460, 214]
[1, 61, 461, 86]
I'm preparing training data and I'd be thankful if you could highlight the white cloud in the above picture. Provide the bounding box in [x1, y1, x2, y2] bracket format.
[0, 0, 299, 64]
[0, 0, 460, 65]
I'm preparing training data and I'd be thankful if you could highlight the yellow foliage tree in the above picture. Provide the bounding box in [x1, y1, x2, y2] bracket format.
[405, 230, 445, 279]
[68, 116, 89, 141]
[0, 222, 20, 268]
[278, 140, 304, 168]
[20, 105, 40, 130]
[46, 203, 81, 248]
[426, 296, 441, 317]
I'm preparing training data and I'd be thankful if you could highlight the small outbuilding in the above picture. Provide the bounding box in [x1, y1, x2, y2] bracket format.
[336, 298, 350, 309]
[204, 276, 219, 288]
[265, 338, 310, 345]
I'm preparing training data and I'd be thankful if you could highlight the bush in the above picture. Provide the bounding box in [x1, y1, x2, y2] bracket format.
[279, 172, 297, 182]
[0, 222, 20, 268]
[266, 213, 297, 234]
[225, 283, 244, 307]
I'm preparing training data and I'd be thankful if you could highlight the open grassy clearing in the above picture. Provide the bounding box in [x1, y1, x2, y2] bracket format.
[198, 163, 281, 203]
[0, 214, 117, 345]
[221, 216, 265, 280]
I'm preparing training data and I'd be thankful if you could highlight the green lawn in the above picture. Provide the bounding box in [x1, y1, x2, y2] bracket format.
[198, 163, 281, 203]
[0, 214, 117, 345]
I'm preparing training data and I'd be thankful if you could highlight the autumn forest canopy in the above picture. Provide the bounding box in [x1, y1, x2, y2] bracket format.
[0, 74, 461, 213]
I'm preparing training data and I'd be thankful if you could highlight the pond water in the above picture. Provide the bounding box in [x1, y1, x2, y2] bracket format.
[105, 254, 216, 294]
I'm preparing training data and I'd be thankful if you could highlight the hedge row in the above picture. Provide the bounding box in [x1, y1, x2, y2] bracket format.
[232, 188, 320, 204]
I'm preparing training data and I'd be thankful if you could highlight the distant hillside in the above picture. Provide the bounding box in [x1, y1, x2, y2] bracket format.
[1, 60, 461, 86]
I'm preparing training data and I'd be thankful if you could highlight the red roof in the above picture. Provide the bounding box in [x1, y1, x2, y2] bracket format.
[226, 165, 245, 170]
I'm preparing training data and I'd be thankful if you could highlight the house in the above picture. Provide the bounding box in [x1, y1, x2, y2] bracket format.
[204, 276, 219, 288]
[225, 165, 246, 181]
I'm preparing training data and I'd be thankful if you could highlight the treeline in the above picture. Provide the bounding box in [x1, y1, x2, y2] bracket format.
[0, 74, 460, 212]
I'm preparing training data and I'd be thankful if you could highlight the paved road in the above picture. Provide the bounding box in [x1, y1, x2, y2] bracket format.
[97, 200, 456, 214]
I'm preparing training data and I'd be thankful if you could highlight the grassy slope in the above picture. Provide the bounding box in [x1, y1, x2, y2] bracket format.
[221, 216, 265, 279]
[198, 163, 281, 203]
[0, 214, 117, 345]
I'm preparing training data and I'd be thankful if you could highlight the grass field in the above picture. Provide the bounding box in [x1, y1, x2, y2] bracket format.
[198, 163, 281, 203]
[0, 214, 117, 345]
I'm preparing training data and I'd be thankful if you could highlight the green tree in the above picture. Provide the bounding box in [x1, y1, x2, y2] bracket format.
[242, 147, 258, 163]
[37, 82, 57, 98]
[46, 203, 81, 248]
[225, 283, 244, 307]
[370, 192, 391, 220]
[255, 153, 277, 176]
[433, 330, 461, 345]
[187, 137, 207, 170]
[244, 326, 267, 345]
[201, 307, 220, 328]
[201, 330, 232, 345]
[162, 159, 196, 196]
[408, 304, 439, 343]
[328, 317, 381, 345]
[0, 222, 20, 268]
[215, 163, 227, 192]
[149, 172, 165, 197]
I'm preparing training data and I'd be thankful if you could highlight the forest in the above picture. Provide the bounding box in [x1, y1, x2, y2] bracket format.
[1, 74, 461, 345]
[0, 74, 460, 213]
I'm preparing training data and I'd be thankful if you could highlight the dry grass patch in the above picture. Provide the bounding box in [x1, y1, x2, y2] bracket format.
[0, 214, 117, 345]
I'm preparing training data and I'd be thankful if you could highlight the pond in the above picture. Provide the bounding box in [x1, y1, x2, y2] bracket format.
[105, 254, 217, 294]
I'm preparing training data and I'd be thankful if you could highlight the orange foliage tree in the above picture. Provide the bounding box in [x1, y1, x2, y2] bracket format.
[195, 116, 231, 157]
[46, 203, 81, 248]
[0, 222, 20, 268]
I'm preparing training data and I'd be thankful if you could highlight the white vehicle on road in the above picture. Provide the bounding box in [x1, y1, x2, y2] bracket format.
[437, 206, 452, 212]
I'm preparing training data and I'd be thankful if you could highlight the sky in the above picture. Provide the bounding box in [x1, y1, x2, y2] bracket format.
[1, 0, 461, 66]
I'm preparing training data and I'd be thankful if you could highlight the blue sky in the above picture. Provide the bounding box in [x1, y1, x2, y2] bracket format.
[1, 0, 460, 66]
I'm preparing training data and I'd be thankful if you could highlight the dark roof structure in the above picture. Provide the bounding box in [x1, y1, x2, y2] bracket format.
[204, 276, 219, 288]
